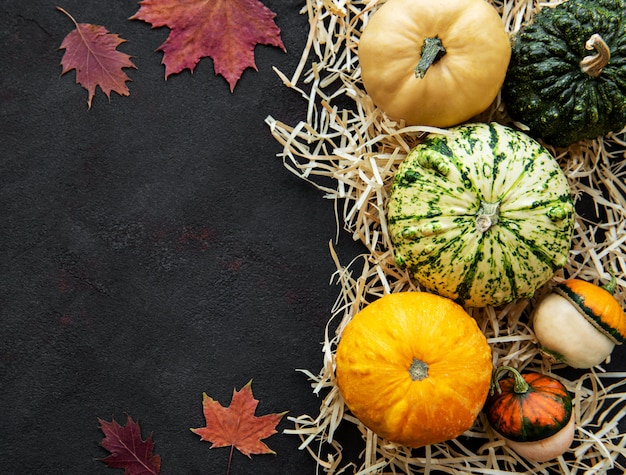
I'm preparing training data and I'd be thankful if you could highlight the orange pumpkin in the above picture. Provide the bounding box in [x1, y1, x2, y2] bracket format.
[485, 366, 575, 462]
[335, 292, 492, 447]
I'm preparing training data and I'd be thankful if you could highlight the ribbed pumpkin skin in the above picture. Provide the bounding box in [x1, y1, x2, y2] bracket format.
[335, 292, 492, 448]
[387, 123, 575, 307]
[485, 372, 573, 442]
[358, 0, 511, 127]
[503, 0, 626, 146]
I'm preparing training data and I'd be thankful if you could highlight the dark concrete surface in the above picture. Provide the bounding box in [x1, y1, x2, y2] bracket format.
[0, 1, 365, 473]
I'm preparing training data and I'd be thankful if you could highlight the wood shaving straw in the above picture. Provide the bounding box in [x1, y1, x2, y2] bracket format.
[265, 0, 626, 472]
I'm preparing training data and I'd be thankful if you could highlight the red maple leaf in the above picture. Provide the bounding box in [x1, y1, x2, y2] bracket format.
[129, 0, 286, 91]
[191, 381, 287, 472]
[57, 7, 136, 109]
[98, 415, 161, 475]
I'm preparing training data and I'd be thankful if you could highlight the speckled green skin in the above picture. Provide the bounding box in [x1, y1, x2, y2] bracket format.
[387, 123, 575, 307]
[503, 0, 626, 147]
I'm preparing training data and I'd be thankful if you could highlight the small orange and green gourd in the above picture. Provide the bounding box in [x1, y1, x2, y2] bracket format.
[532, 273, 626, 368]
[485, 366, 575, 462]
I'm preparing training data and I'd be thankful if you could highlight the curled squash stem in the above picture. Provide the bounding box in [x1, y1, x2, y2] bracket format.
[601, 269, 617, 295]
[580, 33, 610, 77]
[414, 36, 446, 79]
[492, 366, 529, 395]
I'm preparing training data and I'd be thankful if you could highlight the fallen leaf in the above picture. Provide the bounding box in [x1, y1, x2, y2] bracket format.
[130, 0, 286, 91]
[57, 7, 136, 108]
[98, 415, 161, 475]
[191, 380, 287, 458]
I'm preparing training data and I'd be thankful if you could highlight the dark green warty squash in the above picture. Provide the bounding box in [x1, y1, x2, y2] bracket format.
[503, 0, 626, 147]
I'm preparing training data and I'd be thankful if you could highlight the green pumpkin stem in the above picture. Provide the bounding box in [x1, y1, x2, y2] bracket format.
[602, 270, 617, 295]
[414, 36, 446, 79]
[580, 33, 610, 77]
[492, 365, 530, 395]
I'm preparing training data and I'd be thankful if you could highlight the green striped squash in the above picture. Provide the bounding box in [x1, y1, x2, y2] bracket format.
[387, 122, 575, 307]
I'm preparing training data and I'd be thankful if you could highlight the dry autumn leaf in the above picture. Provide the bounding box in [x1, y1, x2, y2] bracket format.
[98, 415, 161, 475]
[129, 0, 286, 91]
[191, 381, 286, 472]
[57, 7, 136, 109]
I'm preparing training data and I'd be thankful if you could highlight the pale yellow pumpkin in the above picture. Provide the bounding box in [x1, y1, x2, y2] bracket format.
[358, 0, 511, 127]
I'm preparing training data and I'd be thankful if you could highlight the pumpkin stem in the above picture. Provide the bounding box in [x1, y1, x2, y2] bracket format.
[492, 366, 530, 395]
[475, 201, 500, 233]
[408, 358, 429, 381]
[539, 346, 565, 365]
[601, 270, 617, 295]
[580, 34, 610, 77]
[414, 36, 446, 79]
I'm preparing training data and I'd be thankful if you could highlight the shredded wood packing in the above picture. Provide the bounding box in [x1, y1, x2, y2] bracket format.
[265, 0, 626, 473]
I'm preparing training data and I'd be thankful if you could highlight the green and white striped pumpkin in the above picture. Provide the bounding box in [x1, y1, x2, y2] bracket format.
[387, 122, 575, 307]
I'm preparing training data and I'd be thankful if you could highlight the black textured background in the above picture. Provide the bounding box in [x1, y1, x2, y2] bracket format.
[1, 1, 625, 474]
[1, 1, 365, 473]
